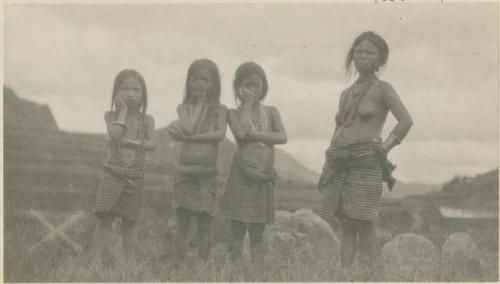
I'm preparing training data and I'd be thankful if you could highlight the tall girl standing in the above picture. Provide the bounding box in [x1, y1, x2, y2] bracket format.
[318, 31, 413, 268]
[167, 58, 227, 261]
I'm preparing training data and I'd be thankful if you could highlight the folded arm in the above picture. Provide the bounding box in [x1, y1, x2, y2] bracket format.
[186, 105, 228, 143]
[177, 103, 204, 136]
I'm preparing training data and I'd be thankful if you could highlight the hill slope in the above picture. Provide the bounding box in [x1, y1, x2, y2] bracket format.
[426, 168, 499, 210]
[3, 87, 319, 192]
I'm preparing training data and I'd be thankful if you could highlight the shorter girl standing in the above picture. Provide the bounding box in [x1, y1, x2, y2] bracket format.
[167, 58, 227, 261]
[92, 69, 156, 266]
[221, 62, 287, 261]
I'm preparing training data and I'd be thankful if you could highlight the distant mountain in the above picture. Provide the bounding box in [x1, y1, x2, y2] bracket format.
[382, 168, 500, 232]
[427, 168, 499, 210]
[378, 169, 498, 250]
[274, 149, 320, 186]
[4, 87, 59, 132]
[3, 87, 319, 192]
[383, 181, 439, 200]
[4, 105, 109, 190]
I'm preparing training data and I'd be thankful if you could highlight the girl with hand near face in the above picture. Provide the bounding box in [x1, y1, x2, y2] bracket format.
[221, 62, 287, 261]
[92, 69, 156, 267]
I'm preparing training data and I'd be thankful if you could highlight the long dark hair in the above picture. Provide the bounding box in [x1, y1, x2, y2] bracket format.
[183, 58, 221, 105]
[111, 69, 148, 116]
[345, 31, 389, 78]
[233, 61, 268, 105]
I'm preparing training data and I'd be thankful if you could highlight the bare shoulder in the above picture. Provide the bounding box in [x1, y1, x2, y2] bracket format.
[264, 105, 281, 118]
[377, 80, 397, 93]
[339, 87, 350, 101]
[265, 105, 278, 112]
[376, 80, 399, 100]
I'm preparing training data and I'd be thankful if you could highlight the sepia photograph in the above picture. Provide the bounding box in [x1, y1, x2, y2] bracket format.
[3, 1, 499, 282]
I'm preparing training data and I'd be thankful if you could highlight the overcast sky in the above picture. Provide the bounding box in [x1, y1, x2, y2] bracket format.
[4, 3, 499, 183]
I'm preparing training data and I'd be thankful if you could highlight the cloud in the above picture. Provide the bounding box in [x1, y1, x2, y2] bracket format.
[4, 3, 498, 183]
[269, 48, 347, 84]
[391, 139, 498, 183]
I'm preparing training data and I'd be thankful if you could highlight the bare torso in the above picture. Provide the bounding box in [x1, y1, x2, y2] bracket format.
[107, 112, 145, 167]
[332, 79, 389, 147]
[179, 142, 218, 167]
[178, 106, 222, 167]
[233, 106, 275, 171]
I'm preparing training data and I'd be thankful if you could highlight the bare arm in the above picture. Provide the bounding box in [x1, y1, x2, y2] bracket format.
[105, 110, 128, 141]
[119, 115, 156, 151]
[177, 103, 204, 136]
[329, 90, 347, 145]
[232, 102, 253, 140]
[333, 113, 340, 135]
[186, 105, 228, 143]
[167, 120, 188, 142]
[381, 82, 413, 152]
[333, 91, 347, 135]
[247, 106, 287, 145]
[227, 109, 248, 143]
[231, 87, 260, 139]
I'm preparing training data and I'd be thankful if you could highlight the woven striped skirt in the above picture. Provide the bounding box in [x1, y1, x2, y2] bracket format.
[174, 165, 218, 216]
[319, 139, 384, 222]
[94, 170, 144, 222]
[221, 157, 276, 224]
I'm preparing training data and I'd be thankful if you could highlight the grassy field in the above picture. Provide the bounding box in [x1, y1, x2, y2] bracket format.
[5, 85, 498, 282]
[4, 179, 498, 282]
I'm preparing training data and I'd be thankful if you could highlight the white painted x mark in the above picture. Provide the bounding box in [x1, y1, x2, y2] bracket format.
[29, 210, 84, 253]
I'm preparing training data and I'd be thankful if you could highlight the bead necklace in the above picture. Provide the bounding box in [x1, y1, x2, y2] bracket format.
[248, 104, 268, 147]
[249, 103, 267, 132]
[339, 78, 376, 127]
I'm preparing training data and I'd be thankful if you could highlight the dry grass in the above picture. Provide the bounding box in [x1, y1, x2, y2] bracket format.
[3, 178, 498, 282]
[4, 207, 498, 282]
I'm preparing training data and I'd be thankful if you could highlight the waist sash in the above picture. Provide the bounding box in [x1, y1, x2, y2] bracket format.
[319, 138, 396, 191]
[102, 160, 144, 180]
[174, 163, 218, 181]
[233, 154, 277, 184]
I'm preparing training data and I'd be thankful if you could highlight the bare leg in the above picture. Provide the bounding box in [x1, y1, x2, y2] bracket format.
[248, 223, 266, 261]
[229, 219, 247, 261]
[196, 212, 213, 261]
[122, 217, 138, 264]
[358, 220, 380, 268]
[175, 207, 192, 261]
[340, 214, 358, 268]
[92, 213, 114, 266]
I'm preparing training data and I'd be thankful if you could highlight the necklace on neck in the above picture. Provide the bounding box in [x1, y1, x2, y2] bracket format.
[249, 104, 267, 132]
[339, 77, 376, 127]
